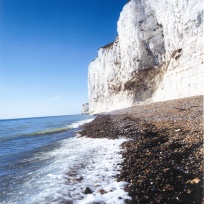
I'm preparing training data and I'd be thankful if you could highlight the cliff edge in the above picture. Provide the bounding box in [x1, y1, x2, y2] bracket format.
[88, 0, 204, 114]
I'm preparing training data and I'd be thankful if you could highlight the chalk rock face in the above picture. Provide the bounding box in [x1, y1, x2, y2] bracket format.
[88, 0, 204, 114]
[82, 103, 89, 115]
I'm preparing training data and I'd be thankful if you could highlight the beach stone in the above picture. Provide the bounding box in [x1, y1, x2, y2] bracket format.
[64, 201, 73, 204]
[98, 189, 107, 194]
[84, 187, 92, 194]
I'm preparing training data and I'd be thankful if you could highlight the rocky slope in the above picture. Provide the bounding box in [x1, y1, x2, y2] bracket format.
[88, 0, 204, 114]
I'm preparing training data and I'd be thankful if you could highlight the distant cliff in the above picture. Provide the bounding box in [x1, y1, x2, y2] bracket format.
[88, 0, 204, 114]
[82, 103, 89, 115]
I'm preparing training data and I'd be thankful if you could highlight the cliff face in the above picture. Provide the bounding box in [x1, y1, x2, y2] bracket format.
[82, 103, 89, 115]
[88, 0, 204, 114]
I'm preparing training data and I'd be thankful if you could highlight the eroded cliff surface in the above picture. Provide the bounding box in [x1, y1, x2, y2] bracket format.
[88, 0, 204, 114]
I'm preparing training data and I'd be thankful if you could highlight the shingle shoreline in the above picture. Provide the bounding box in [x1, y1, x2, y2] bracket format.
[80, 95, 203, 204]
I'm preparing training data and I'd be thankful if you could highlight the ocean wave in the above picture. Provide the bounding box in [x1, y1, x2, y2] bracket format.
[0, 118, 95, 143]
[18, 137, 130, 204]
[26, 126, 72, 136]
[70, 118, 94, 129]
[25, 118, 95, 137]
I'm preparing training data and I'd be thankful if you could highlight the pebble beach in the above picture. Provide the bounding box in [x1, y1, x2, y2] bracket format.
[80, 95, 203, 204]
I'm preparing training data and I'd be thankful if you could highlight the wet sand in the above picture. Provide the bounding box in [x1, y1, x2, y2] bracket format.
[80, 95, 203, 204]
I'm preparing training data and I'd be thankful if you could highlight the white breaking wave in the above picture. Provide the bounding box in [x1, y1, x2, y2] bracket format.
[70, 118, 95, 129]
[16, 137, 130, 204]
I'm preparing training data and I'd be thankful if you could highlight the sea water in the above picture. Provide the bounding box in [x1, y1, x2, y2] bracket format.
[0, 115, 130, 204]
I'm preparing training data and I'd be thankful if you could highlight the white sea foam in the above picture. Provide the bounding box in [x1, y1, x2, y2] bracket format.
[70, 118, 95, 129]
[18, 137, 130, 204]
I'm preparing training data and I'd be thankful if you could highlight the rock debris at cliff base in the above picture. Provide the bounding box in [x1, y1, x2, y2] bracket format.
[80, 95, 203, 204]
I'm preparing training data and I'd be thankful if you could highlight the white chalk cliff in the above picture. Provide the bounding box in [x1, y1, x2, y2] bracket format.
[81, 103, 89, 115]
[88, 0, 204, 114]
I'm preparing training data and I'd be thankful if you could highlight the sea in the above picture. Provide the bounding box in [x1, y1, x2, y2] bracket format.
[0, 115, 130, 204]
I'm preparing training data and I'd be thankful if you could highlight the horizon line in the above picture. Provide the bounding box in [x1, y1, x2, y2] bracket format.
[0, 113, 84, 121]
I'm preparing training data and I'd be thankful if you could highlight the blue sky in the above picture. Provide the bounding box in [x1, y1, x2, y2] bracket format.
[0, 0, 126, 119]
